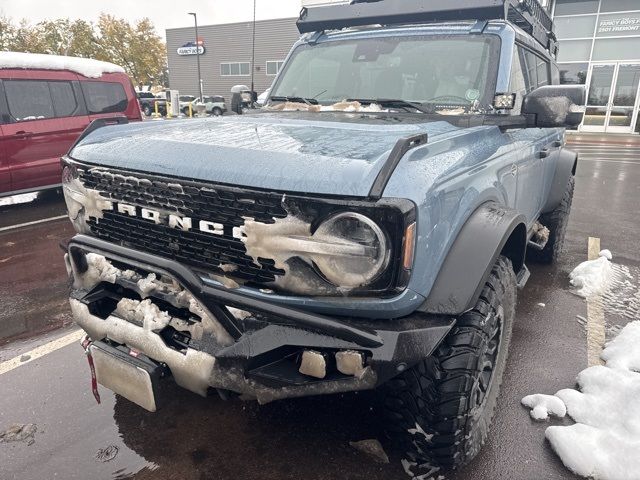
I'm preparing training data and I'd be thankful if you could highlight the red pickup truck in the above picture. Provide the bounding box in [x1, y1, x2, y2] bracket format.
[0, 52, 142, 197]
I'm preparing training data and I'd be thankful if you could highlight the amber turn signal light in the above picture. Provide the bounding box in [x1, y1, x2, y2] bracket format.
[402, 222, 416, 270]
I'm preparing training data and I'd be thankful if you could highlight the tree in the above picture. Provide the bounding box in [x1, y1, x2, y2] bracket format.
[0, 14, 168, 87]
[0, 16, 18, 51]
[94, 14, 167, 86]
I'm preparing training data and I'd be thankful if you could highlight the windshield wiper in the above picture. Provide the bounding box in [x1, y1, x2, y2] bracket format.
[269, 95, 319, 105]
[347, 98, 433, 114]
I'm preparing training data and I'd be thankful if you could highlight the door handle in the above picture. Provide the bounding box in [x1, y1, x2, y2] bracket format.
[538, 148, 550, 159]
[14, 130, 34, 139]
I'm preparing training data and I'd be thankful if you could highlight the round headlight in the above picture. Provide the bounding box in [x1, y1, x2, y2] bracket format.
[313, 212, 389, 288]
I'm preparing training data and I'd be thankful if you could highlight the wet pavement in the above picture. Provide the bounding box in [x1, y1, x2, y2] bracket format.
[0, 191, 72, 344]
[0, 133, 638, 480]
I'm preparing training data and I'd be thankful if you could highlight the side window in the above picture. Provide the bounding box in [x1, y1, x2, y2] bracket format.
[509, 48, 528, 113]
[49, 81, 78, 118]
[535, 57, 551, 87]
[522, 48, 551, 89]
[81, 81, 128, 114]
[4, 80, 54, 122]
[510, 46, 552, 112]
[522, 50, 539, 92]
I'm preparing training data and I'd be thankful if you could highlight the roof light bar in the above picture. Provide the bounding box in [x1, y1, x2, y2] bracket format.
[297, 0, 558, 55]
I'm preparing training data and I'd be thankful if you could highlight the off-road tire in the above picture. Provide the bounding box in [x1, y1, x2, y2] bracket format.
[142, 105, 152, 117]
[212, 107, 223, 116]
[528, 176, 575, 264]
[380, 256, 516, 471]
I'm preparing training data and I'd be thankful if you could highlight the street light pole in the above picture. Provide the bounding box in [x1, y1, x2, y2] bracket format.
[250, 0, 256, 104]
[188, 12, 203, 101]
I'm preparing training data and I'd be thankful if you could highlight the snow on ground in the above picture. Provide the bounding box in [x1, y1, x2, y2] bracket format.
[569, 249, 613, 297]
[570, 249, 640, 332]
[0, 192, 38, 207]
[521, 394, 566, 420]
[522, 321, 640, 480]
[0, 52, 124, 78]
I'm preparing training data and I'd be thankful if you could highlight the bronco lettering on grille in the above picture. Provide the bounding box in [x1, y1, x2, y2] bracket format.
[109, 202, 241, 238]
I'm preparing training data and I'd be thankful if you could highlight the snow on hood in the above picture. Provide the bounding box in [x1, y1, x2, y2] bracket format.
[267, 100, 387, 113]
[522, 320, 640, 480]
[0, 51, 125, 78]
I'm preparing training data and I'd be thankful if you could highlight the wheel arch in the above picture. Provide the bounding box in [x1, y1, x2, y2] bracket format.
[419, 202, 527, 315]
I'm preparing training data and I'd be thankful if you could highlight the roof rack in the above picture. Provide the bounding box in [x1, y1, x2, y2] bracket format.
[297, 0, 558, 55]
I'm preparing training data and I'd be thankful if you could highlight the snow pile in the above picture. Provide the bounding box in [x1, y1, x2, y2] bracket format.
[569, 249, 613, 297]
[521, 394, 567, 420]
[522, 321, 640, 480]
[0, 52, 125, 78]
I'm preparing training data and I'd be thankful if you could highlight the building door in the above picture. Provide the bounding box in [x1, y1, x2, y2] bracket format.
[582, 63, 640, 133]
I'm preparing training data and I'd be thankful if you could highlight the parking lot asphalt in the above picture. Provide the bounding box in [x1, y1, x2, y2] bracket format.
[0, 192, 72, 344]
[0, 133, 638, 480]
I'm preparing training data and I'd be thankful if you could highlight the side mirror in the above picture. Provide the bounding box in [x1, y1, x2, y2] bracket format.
[522, 85, 586, 129]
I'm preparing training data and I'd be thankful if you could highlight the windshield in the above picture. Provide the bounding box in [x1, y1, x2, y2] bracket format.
[270, 35, 499, 113]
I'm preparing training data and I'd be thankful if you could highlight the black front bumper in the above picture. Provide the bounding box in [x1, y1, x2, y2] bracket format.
[66, 234, 454, 403]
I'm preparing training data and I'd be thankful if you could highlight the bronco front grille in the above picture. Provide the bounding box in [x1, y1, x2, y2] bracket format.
[78, 166, 288, 285]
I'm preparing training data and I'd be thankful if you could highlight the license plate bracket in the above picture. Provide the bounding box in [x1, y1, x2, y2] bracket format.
[89, 341, 164, 412]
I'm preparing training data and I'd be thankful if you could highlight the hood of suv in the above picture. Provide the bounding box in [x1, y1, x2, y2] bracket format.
[69, 114, 460, 197]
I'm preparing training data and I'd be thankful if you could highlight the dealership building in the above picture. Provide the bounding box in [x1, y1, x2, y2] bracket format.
[167, 0, 640, 133]
[165, 17, 299, 102]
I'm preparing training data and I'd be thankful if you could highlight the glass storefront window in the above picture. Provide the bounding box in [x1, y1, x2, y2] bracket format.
[584, 106, 608, 125]
[557, 39, 593, 62]
[592, 38, 640, 60]
[588, 64, 615, 105]
[596, 12, 640, 37]
[554, 0, 599, 16]
[559, 63, 589, 84]
[555, 15, 597, 38]
[600, 0, 640, 13]
[613, 64, 640, 105]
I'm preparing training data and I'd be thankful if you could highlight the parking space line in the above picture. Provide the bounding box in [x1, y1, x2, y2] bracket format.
[571, 148, 640, 152]
[576, 151, 640, 154]
[0, 215, 68, 233]
[0, 329, 84, 376]
[578, 155, 640, 159]
[586, 237, 606, 367]
[578, 159, 640, 165]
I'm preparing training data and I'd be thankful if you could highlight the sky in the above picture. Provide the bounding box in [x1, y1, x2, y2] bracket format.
[0, 0, 304, 37]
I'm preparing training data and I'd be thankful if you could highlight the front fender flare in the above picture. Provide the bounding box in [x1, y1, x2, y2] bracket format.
[542, 148, 578, 213]
[419, 202, 526, 315]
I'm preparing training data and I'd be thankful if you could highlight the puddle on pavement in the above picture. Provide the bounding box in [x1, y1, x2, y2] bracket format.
[110, 384, 404, 480]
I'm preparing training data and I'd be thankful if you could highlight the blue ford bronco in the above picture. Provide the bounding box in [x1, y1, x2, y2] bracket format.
[61, 0, 585, 471]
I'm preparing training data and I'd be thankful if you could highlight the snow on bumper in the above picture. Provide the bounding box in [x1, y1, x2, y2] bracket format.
[70, 299, 215, 396]
[64, 235, 454, 405]
[66, 250, 381, 403]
